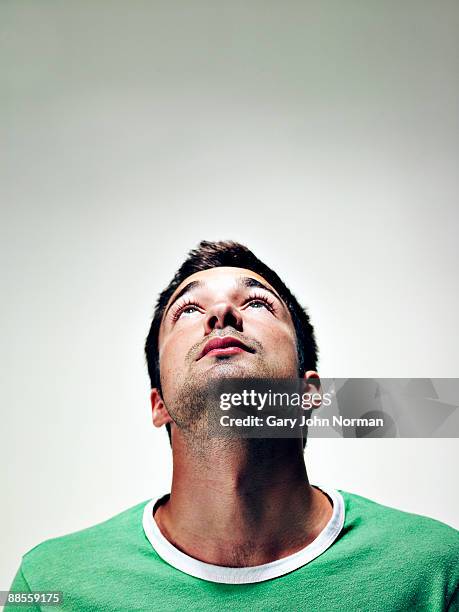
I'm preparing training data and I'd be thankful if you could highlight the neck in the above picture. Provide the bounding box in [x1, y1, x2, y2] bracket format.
[154, 433, 333, 567]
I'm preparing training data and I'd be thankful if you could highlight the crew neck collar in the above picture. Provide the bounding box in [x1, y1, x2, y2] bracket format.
[142, 485, 345, 584]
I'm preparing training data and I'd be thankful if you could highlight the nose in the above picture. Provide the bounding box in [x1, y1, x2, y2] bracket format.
[204, 301, 243, 334]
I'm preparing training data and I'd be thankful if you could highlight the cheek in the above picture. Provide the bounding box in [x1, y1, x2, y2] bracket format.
[158, 337, 186, 397]
[249, 316, 298, 358]
[273, 330, 298, 363]
[159, 324, 201, 371]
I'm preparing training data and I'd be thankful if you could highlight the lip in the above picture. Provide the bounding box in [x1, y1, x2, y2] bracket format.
[197, 336, 254, 361]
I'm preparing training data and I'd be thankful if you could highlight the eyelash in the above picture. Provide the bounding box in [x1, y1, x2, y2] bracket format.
[171, 292, 276, 322]
[171, 298, 202, 323]
[243, 292, 275, 312]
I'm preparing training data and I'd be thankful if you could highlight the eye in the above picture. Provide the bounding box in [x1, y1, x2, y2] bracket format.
[248, 299, 269, 309]
[244, 293, 275, 312]
[182, 305, 199, 315]
[171, 300, 202, 322]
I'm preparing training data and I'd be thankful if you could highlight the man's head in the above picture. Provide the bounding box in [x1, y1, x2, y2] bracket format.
[145, 241, 319, 442]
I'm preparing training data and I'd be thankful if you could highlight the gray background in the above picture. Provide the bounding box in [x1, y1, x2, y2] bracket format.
[1, 0, 458, 589]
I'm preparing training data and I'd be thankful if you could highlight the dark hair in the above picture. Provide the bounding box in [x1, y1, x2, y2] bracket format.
[145, 240, 319, 445]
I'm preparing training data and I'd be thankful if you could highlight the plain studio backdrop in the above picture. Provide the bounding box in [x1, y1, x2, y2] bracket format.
[1, 0, 458, 589]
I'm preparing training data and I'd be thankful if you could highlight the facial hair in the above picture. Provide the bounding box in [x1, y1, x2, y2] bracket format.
[161, 332, 280, 449]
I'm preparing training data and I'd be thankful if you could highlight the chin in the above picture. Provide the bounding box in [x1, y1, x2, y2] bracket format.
[204, 361, 251, 378]
[201, 359, 263, 379]
[199, 358, 273, 381]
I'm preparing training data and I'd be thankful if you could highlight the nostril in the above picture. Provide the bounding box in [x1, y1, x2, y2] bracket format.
[223, 311, 239, 328]
[205, 303, 243, 332]
[207, 314, 219, 330]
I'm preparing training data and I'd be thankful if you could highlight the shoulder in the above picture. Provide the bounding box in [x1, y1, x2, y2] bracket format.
[335, 490, 459, 611]
[339, 489, 459, 560]
[21, 499, 151, 586]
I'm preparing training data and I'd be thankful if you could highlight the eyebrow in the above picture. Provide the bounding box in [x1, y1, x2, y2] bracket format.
[164, 276, 283, 319]
[237, 277, 282, 303]
[164, 280, 202, 317]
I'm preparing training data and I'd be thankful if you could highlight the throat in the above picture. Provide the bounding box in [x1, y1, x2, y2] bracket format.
[154, 436, 333, 566]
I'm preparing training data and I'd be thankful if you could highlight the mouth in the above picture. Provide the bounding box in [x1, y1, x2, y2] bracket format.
[197, 336, 255, 361]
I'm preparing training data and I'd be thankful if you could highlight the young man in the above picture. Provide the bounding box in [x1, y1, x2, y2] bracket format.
[7, 241, 459, 611]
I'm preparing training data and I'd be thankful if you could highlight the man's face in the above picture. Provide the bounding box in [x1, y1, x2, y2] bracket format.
[156, 267, 299, 429]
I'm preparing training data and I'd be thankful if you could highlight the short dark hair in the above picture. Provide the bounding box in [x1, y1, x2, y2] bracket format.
[145, 240, 319, 445]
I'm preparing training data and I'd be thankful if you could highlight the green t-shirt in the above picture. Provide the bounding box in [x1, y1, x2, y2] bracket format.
[6, 489, 459, 611]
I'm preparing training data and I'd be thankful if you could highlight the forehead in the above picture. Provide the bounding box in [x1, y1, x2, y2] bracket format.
[165, 266, 279, 311]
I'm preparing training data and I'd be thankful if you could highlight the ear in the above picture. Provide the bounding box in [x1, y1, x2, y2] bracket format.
[303, 370, 322, 409]
[150, 388, 173, 428]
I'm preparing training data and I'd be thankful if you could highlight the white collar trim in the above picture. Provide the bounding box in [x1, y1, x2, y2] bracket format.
[142, 485, 345, 584]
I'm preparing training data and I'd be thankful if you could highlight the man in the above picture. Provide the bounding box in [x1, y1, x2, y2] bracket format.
[7, 241, 459, 611]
